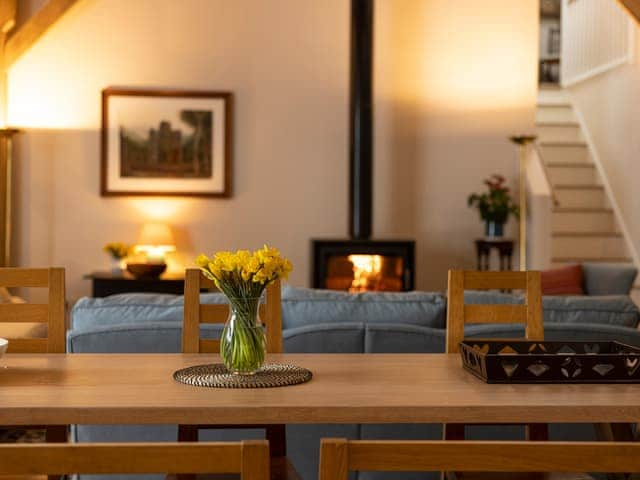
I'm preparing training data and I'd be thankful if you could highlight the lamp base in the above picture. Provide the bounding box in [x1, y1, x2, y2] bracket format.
[126, 262, 167, 279]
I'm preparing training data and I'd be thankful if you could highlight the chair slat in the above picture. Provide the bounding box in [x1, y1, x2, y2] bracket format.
[199, 304, 228, 324]
[0, 441, 268, 476]
[0, 268, 49, 288]
[199, 339, 220, 353]
[6, 338, 48, 353]
[0, 304, 48, 323]
[463, 271, 527, 290]
[329, 440, 640, 473]
[463, 304, 527, 324]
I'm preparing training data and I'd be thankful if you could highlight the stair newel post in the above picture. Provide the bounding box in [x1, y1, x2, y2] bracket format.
[510, 135, 537, 271]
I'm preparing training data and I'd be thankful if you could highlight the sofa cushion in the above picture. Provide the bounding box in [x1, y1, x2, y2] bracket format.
[582, 262, 638, 295]
[463, 291, 640, 328]
[365, 324, 445, 353]
[67, 322, 222, 353]
[281, 286, 446, 329]
[283, 323, 365, 353]
[71, 292, 227, 331]
[541, 264, 584, 295]
[466, 322, 640, 346]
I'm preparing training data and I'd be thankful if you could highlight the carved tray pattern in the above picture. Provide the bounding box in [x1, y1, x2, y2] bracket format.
[460, 340, 640, 384]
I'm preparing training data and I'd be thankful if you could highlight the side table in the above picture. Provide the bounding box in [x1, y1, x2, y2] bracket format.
[84, 271, 186, 297]
[474, 239, 514, 271]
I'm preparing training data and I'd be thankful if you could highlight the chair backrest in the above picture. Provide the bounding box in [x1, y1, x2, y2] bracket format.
[446, 270, 543, 353]
[182, 268, 283, 354]
[0, 441, 268, 478]
[0, 267, 65, 353]
[318, 439, 640, 479]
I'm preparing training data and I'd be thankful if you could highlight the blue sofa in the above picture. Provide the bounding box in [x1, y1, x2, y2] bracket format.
[68, 264, 640, 480]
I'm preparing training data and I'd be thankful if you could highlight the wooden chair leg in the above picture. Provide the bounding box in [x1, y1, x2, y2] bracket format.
[443, 424, 465, 480]
[45, 425, 68, 480]
[177, 425, 198, 480]
[526, 423, 548, 441]
[266, 424, 286, 457]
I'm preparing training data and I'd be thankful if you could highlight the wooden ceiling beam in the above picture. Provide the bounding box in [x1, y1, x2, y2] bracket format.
[618, 0, 640, 23]
[4, 0, 78, 68]
[0, 0, 17, 34]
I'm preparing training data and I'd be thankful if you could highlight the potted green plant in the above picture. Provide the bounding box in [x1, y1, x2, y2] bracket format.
[467, 174, 519, 238]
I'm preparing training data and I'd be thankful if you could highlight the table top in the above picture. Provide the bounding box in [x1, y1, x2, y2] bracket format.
[1, 353, 640, 425]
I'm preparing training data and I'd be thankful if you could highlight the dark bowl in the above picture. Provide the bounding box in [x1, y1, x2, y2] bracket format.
[126, 262, 167, 279]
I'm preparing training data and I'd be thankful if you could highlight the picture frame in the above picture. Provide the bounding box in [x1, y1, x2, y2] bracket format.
[101, 87, 232, 197]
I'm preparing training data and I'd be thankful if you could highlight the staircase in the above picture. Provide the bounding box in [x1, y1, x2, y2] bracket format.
[536, 87, 638, 296]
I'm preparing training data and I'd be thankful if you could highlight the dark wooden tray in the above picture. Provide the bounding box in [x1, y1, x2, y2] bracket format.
[460, 340, 640, 383]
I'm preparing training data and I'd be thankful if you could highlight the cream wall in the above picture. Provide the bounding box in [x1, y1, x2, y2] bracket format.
[7, 0, 537, 299]
[567, 26, 640, 264]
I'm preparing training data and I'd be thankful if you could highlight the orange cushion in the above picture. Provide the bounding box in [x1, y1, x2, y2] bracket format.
[541, 264, 584, 295]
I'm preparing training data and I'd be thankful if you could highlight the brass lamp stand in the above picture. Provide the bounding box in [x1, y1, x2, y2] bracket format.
[510, 135, 537, 271]
[0, 128, 19, 267]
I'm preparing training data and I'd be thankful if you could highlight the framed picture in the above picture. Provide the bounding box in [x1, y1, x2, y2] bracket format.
[101, 87, 232, 197]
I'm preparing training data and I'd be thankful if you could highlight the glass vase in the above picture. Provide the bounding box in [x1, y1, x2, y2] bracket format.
[111, 258, 124, 276]
[220, 296, 266, 375]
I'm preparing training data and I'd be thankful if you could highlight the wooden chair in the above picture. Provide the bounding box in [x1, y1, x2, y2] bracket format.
[447, 270, 631, 480]
[179, 269, 299, 480]
[446, 270, 543, 355]
[0, 440, 269, 479]
[445, 270, 546, 479]
[0, 267, 67, 476]
[318, 438, 640, 480]
[0, 267, 66, 354]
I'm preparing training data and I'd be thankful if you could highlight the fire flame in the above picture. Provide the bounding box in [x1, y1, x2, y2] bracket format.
[348, 254, 383, 292]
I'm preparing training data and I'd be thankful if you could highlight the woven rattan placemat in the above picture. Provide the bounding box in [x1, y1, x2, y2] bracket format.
[173, 363, 312, 388]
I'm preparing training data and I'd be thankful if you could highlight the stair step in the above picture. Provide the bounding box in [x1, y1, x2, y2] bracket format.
[546, 162, 594, 168]
[552, 208, 615, 233]
[554, 207, 612, 213]
[547, 165, 597, 184]
[552, 257, 631, 263]
[538, 142, 591, 165]
[539, 141, 587, 147]
[554, 184, 603, 190]
[537, 102, 571, 108]
[552, 235, 626, 258]
[536, 121, 580, 127]
[552, 232, 622, 237]
[537, 124, 583, 142]
[554, 188, 606, 208]
[536, 106, 576, 123]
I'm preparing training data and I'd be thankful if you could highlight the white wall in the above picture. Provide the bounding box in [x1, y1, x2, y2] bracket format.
[567, 23, 640, 264]
[7, 0, 538, 299]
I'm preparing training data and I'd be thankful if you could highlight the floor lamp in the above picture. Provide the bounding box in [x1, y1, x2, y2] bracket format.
[510, 135, 537, 271]
[0, 128, 19, 267]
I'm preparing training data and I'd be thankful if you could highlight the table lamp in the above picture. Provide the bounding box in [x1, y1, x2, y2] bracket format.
[134, 223, 176, 263]
[127, 223, 176, 278]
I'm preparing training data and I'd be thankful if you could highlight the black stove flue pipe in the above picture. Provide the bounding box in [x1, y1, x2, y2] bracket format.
[349, 0, 373, 240]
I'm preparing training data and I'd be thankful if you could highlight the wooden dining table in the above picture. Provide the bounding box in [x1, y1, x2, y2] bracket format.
[1, 352, 640, 427]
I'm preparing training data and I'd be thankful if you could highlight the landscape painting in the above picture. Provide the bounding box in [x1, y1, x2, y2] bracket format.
[101, 88, 232, 197]
[119, 110, 213, 179]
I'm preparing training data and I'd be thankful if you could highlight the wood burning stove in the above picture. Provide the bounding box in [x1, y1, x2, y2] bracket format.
[311, 0, 416, 292]
[311, 240, 414, 292]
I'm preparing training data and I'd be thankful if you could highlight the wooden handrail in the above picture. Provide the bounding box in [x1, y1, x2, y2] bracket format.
[618, 0, 640, 23]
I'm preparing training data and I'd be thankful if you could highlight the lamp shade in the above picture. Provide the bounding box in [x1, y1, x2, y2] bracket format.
[135, 223, 176, 253]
